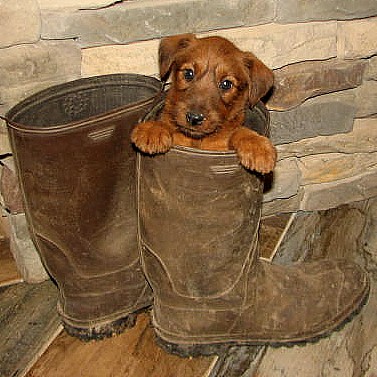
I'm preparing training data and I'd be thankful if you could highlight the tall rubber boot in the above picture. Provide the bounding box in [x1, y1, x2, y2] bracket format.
[137, 101, 370, 356]
[5, 74, 162, 340]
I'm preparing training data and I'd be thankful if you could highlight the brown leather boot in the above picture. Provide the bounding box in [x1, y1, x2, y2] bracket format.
[137, 102, 370, 356]
[5, 74, 162, 340]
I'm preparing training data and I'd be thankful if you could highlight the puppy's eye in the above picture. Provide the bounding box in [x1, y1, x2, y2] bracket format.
[183, 69, 195, 82]
[219, 79, 233, 91]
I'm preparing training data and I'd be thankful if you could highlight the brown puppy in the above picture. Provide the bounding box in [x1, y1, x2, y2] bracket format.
[131, 33, 276, 174]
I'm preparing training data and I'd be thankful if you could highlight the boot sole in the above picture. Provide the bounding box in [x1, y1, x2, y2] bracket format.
[62, 306, 151, 342]
[154, 289, 370, 357]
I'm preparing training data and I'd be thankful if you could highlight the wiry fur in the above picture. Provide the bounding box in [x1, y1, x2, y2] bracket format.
[131, 33, 277, 174]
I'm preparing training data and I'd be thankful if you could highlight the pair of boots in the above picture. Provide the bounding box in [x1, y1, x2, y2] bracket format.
[6, 75, 369, 355]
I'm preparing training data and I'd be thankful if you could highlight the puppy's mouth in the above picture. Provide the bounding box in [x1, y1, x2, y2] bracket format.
[176, 124, 217, 139]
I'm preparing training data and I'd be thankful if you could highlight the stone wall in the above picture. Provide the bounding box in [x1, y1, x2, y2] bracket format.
[1, 0, 377, 216]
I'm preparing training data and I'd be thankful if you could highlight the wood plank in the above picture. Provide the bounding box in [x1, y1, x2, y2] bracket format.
[27, 312, 215, 377]
[0, 281, 61, 377]
[0, 237, 22, 287]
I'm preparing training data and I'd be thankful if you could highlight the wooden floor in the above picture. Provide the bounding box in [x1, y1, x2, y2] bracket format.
[27, 313, 215, 377]
[3, 208, 377, 376]
[0, 215, 288, 377]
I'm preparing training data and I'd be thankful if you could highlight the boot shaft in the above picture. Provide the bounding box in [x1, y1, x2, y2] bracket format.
[5, 74, 161, 333]
[138, 101, 269, 299]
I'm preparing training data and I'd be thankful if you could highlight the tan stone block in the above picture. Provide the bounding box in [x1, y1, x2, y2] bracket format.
[207, 22, 337, 69]
[299, 152, 377, 185]
[338, 17, 377, 59]
[37, 0, 117, 10]
[365, 56, 377, 80]
[81, 40, 160, 77]
[0, 0, 40, 48]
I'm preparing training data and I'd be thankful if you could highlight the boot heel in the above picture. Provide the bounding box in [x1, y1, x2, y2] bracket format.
[156, 336, 231, 358]
[63, 312, 139, 342]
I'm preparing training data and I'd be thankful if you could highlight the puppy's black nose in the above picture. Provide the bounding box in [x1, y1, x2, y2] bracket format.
[186, 112, 204, 126]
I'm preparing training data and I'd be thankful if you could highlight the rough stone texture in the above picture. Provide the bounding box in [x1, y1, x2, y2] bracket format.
[355, 80, 377, 117]
[206, 22, 337, 69]
[270, 90, 356, 144]
[365, 56, 377, 80]
[82, 21, 338, 76]
[262, 193, 303, 217]
[299, 152, 377, 185]
[8, 213, 49, 283]
[268, 59, 367, 111]
[277, 118, 377, 159]
[0, 40, 81, 97]
[262, 119, 377, 214]
[263, 158, 300, 203]
[41, 0, 275, 48]
[37, 0, 122, 10]
[0, 0, 40, 48]
[0, 157, 23, 214]
[301, 170, 377, 211]
[363, 198, 377, 273]
[82, 40, 160, 78]
[0, 40, 82, 145]
[338, 17, 377, 59]
[276, 0, 377, 23]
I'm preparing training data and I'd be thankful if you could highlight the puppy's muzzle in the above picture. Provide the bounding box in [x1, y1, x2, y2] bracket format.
[186, 112, 205, 126]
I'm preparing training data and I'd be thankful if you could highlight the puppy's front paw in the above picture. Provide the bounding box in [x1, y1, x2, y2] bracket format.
[131, 121, 173, 154]
[231, 129, 277, 174]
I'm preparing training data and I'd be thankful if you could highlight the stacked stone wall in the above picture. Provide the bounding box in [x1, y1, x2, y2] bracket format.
[1, 0, 377, 215]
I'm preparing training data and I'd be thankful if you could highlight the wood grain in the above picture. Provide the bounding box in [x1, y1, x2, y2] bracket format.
[27, 312, 215, 377]
[0, 281, 60, 377]
[0, 237, 22, 287]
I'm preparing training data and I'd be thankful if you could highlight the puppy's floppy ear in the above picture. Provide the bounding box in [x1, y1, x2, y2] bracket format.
[243, 52, 274, 107]
[159, 33, 197, 82]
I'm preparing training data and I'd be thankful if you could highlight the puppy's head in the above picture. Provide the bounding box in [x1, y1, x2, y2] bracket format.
[159, 34, 273, 139]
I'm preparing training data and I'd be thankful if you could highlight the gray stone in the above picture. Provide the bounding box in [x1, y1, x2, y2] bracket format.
[41, 0, 275, 48]
[8, 213, 49, 283]
[0, 40, 81, 89]
[338, 17, 377, 59]
[0, 157, 23, 214]
[263, 158, 300, 202]
[356, 80, 377, 117]
[0, 40, 81, 113]
[277, 118, 377, 159]
[363, 198, 377, 271]
[301, 169, 377, 211]
[276, 0, 377, 23]
[0, 0, 40, 48]
[268, 59, 366, 111]
[262, 193, 302, 217]
[270, 90, 357, 144]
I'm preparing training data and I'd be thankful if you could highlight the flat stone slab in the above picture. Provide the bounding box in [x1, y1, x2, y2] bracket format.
[270, 90, 356, 144]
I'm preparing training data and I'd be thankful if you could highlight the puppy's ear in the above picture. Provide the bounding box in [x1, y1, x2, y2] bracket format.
[243, 52, 274, 107]
[159, 34, 197, 82]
